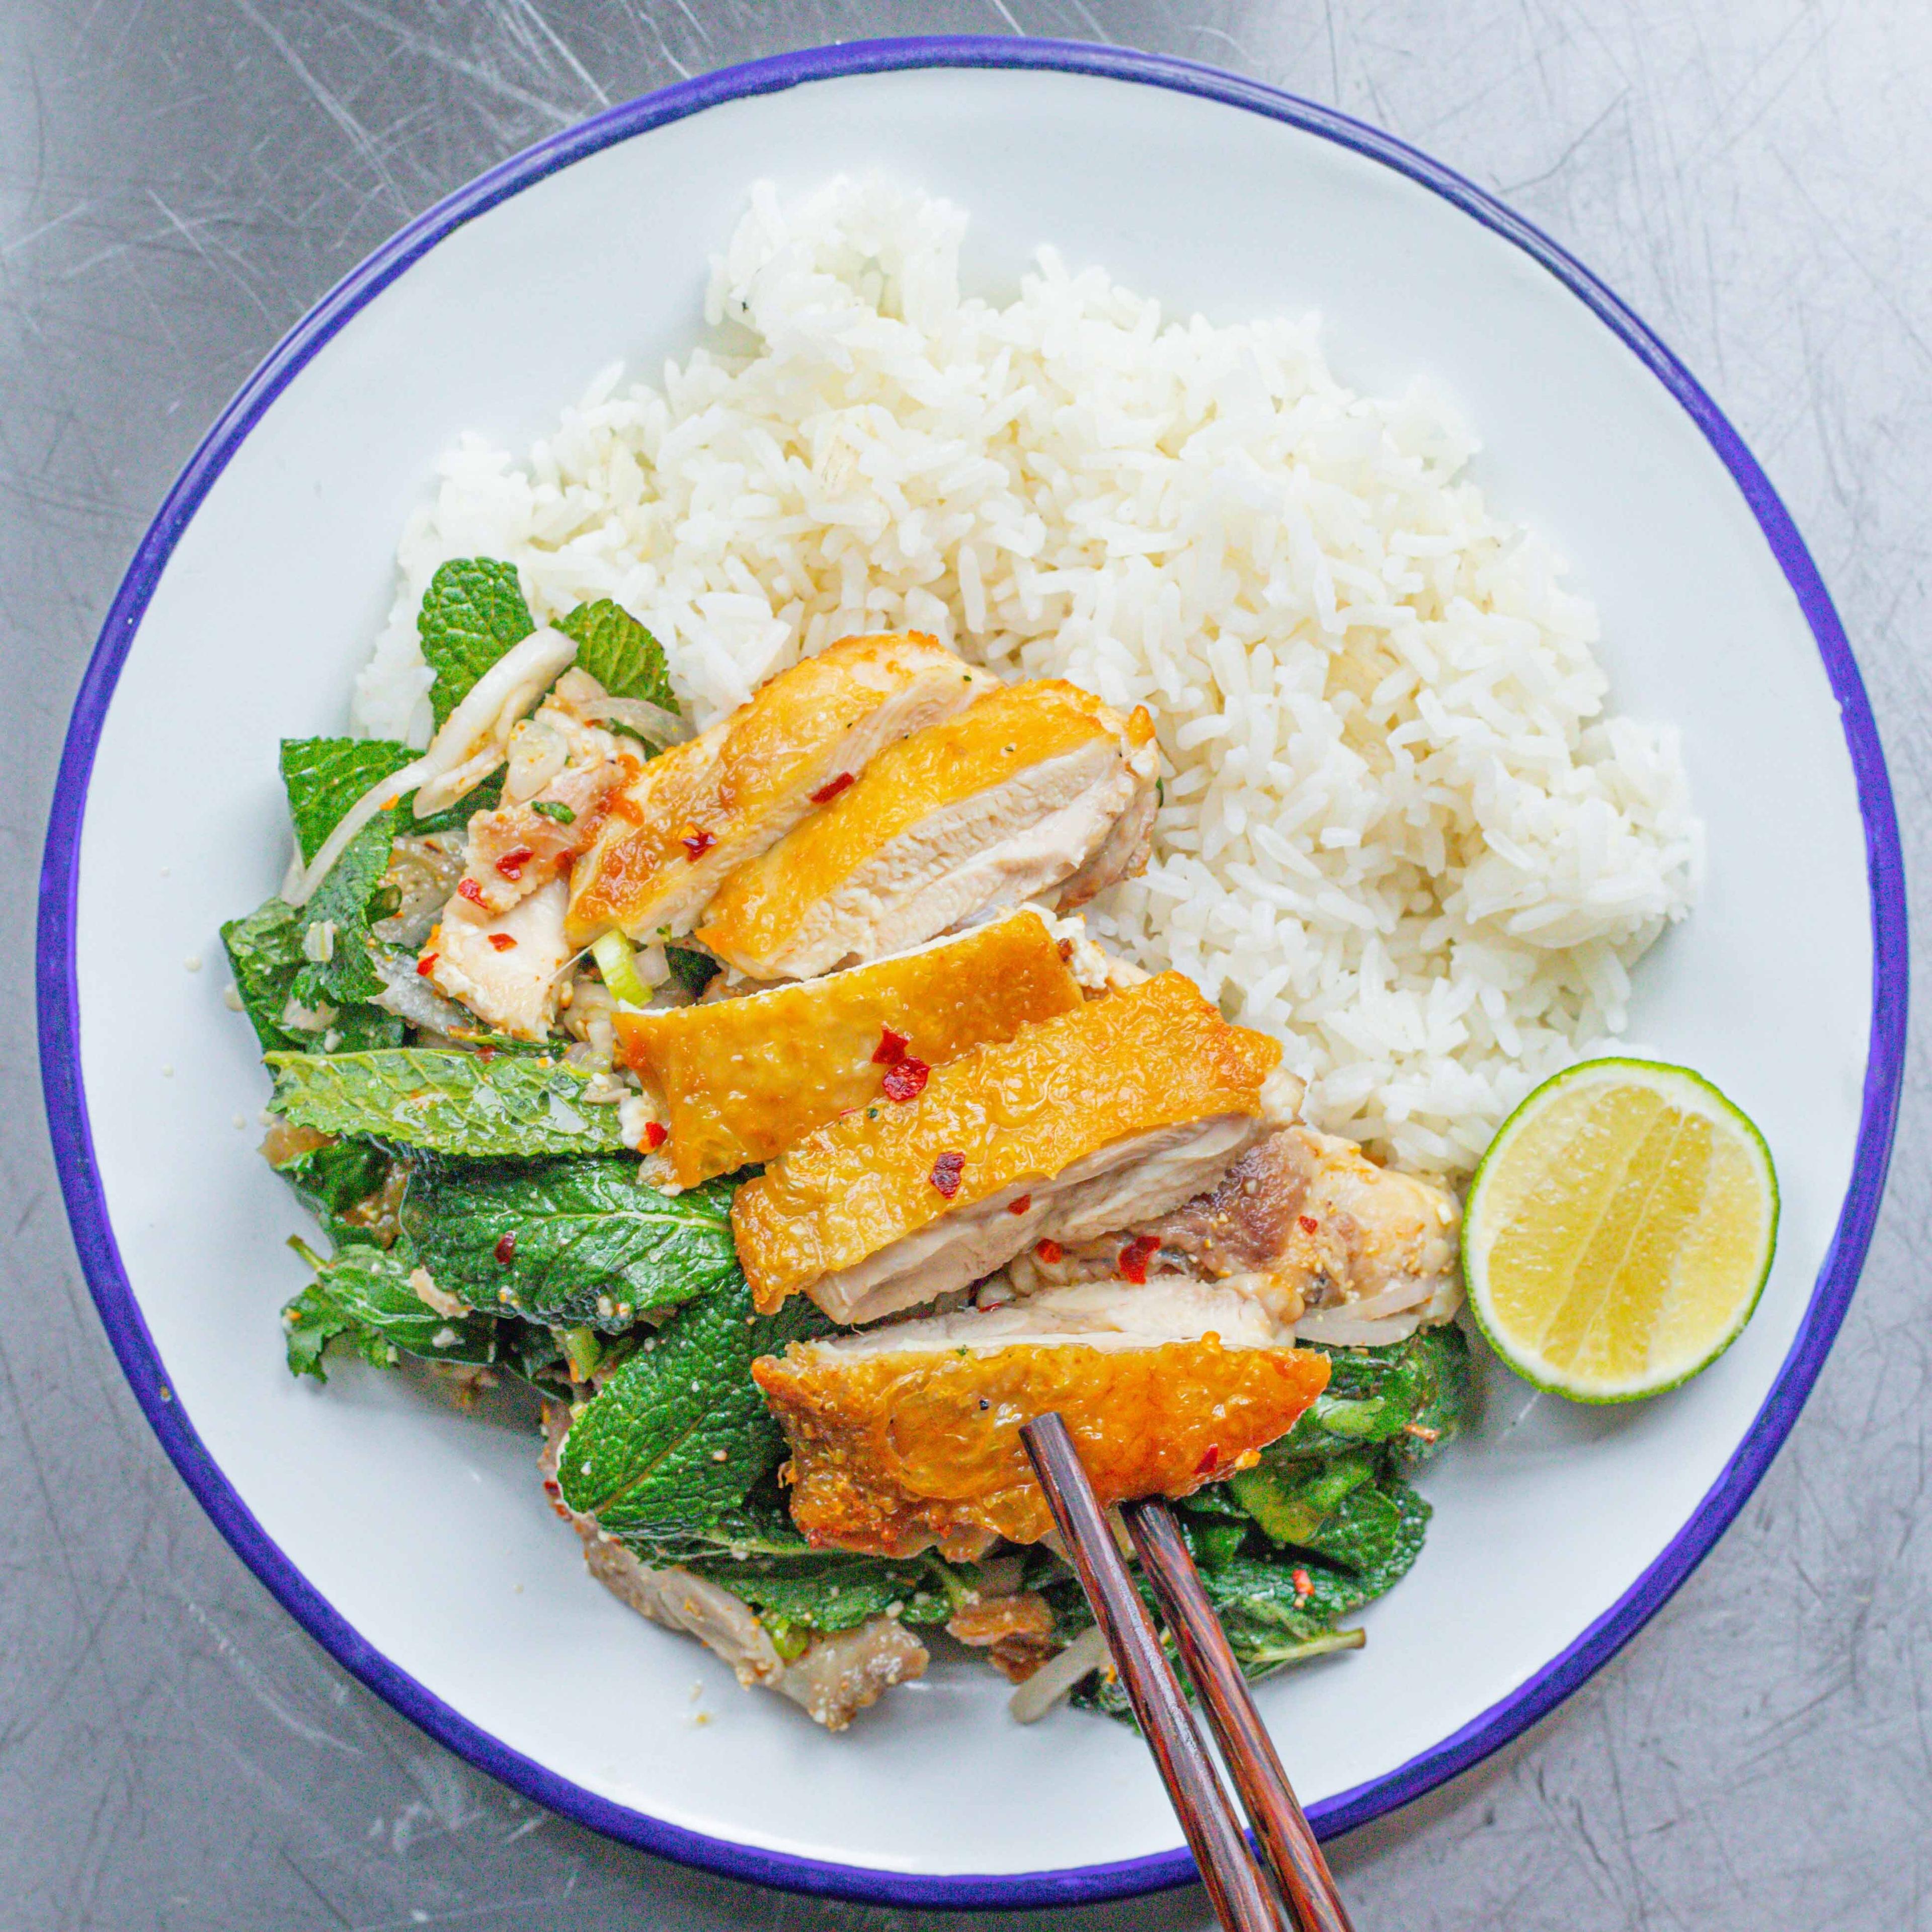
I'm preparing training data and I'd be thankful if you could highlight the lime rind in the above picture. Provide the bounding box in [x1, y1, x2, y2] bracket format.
[1462, 1057, 1779, 1405]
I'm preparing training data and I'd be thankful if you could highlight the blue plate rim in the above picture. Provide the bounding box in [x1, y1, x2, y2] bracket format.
[34, 32, 1907, 1911]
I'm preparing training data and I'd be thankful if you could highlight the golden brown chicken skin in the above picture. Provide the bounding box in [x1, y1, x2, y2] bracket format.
[565, 632, 995, 948]
[611, 911, 1084, 1188]
[753, 1285, 1330, 1559]
[696, 679, 1159, 982]
[730, 971, 1282, 1320]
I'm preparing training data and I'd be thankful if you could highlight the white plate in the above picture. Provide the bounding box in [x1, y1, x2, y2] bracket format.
[36, 39, 1904, 1909]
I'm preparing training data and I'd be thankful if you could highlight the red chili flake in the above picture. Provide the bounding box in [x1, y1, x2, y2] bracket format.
[680, 827, 716, 859]
[881, 1058, 930, 1103]
[415, 953, 439, 977]
[1292, 1568, 1314, 1600]
[495, 845, 535, 880]
[494, 1232, 517, 1265]
[1195, 1443, 1221, 1476]
[929, 1151, 966, 1197]
[811, 770, 856, 804]
[1034, 1239, 1063, 1264]
[487, 932, 518, 953]
[643, 1121, 668, 1151]
[1008, 1194, 1032, 1216]
[456, 877, 487, 907]
[477, 1046, 497, 1064]
[1118, 1233, 1161, 1285]
[871, 1026, 909, 1065]
[1297, 1214, 1320, 1236]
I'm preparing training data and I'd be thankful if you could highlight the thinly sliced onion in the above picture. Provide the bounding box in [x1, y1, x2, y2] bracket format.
[1008, 1624, 1111, 1725]
[1322, 1276, 1438, 1323]
[287, 628, 578, 905]
[412, 627, 581, 814]
[576, 693, 692, 746]
[1294, 1310, 1424, 1347]
[369, 949, 468, 1033]
[283, 751, 434, 909]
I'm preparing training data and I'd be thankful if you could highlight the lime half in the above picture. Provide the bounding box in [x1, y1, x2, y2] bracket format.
[1463, 1059, 1778, 1403]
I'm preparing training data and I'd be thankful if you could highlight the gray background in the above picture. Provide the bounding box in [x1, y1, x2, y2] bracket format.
[4, 2, 1925, 1925]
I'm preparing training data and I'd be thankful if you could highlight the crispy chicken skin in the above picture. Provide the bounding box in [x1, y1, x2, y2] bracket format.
[565, 632, 995, 948]
[612, 910, 1083, 1187]
[696, 680, 1160, 981]
[731, 972, 1281, 1319]
[1018, 1125, 1463, 1330]
[752, 1280, 1330, 1558]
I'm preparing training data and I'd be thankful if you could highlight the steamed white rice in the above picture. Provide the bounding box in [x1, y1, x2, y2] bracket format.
[352, 176, 1700, 1175]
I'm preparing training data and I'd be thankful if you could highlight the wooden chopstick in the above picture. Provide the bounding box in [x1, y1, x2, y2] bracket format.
[1123, 1496, 1358, 1932]
[1020, 1413, 1285, 1932]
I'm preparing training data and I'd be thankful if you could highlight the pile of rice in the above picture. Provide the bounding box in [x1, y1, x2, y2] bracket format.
[353, 177, 1700, 1175]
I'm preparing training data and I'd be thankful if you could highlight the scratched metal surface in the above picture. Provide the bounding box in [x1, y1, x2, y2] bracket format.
[3, 2, 1926, 1925]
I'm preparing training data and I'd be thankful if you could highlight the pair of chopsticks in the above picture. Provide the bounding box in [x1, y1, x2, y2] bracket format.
[1022, 1413, 1355, 1932]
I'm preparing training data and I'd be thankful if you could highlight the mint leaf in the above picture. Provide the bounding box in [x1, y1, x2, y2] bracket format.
[273, 1136, 396, 1244]
[280, 1242, 500, 1383]
[624, 1484, 947, 1638]
[280, 738, 417, 862]
[557, 599, 676, 718]
[221, 896, 400, 1054]
[558, 1272, 828, 1535]
[265, 1049, 627, 1156]
[400, 1160, 738, 1330]
[419, 558, 534, 728]
[1266, 1327, 1471, 1474]
[695, 1547, 948, 1636]
[1229, 1451, 1432, 1591]
[665, 945, 720, 998]
[221, 898, 308, 1052]
[290, 817, 396, 1012]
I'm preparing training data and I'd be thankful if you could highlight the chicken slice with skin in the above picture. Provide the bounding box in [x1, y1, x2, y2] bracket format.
[423, 876, 571, 1041]
[612, 909, 1083, 1187]
[696, 679, 1159, 982]
[731, 971, 1283, 1325]
[1015, 1125, 1464, 1338]
[752, 1277, 1330, 1559]
[566, 631, 996, 951]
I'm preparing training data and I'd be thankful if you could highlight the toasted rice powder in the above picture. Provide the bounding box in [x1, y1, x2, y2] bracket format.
[351, 177, 1701, 1177]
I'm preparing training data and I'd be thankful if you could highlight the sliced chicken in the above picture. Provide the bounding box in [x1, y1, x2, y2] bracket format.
[566, 632, 996, 951]
[731, 971, 1283, 1325]
[752, 1277, 1330, 1558]
[613, 909, 1083, 1187]
[423, 876, 571, 1040]
[696, 679, 1159, 981]
[457, 673, 644, 919]
[1014, 1125, 1464, 1339]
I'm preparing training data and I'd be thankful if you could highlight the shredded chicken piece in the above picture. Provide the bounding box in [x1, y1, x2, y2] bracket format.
[460, 686, 639, 918]
[770, 1618, 929, 1730]
[425, 877, 573, 1040]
